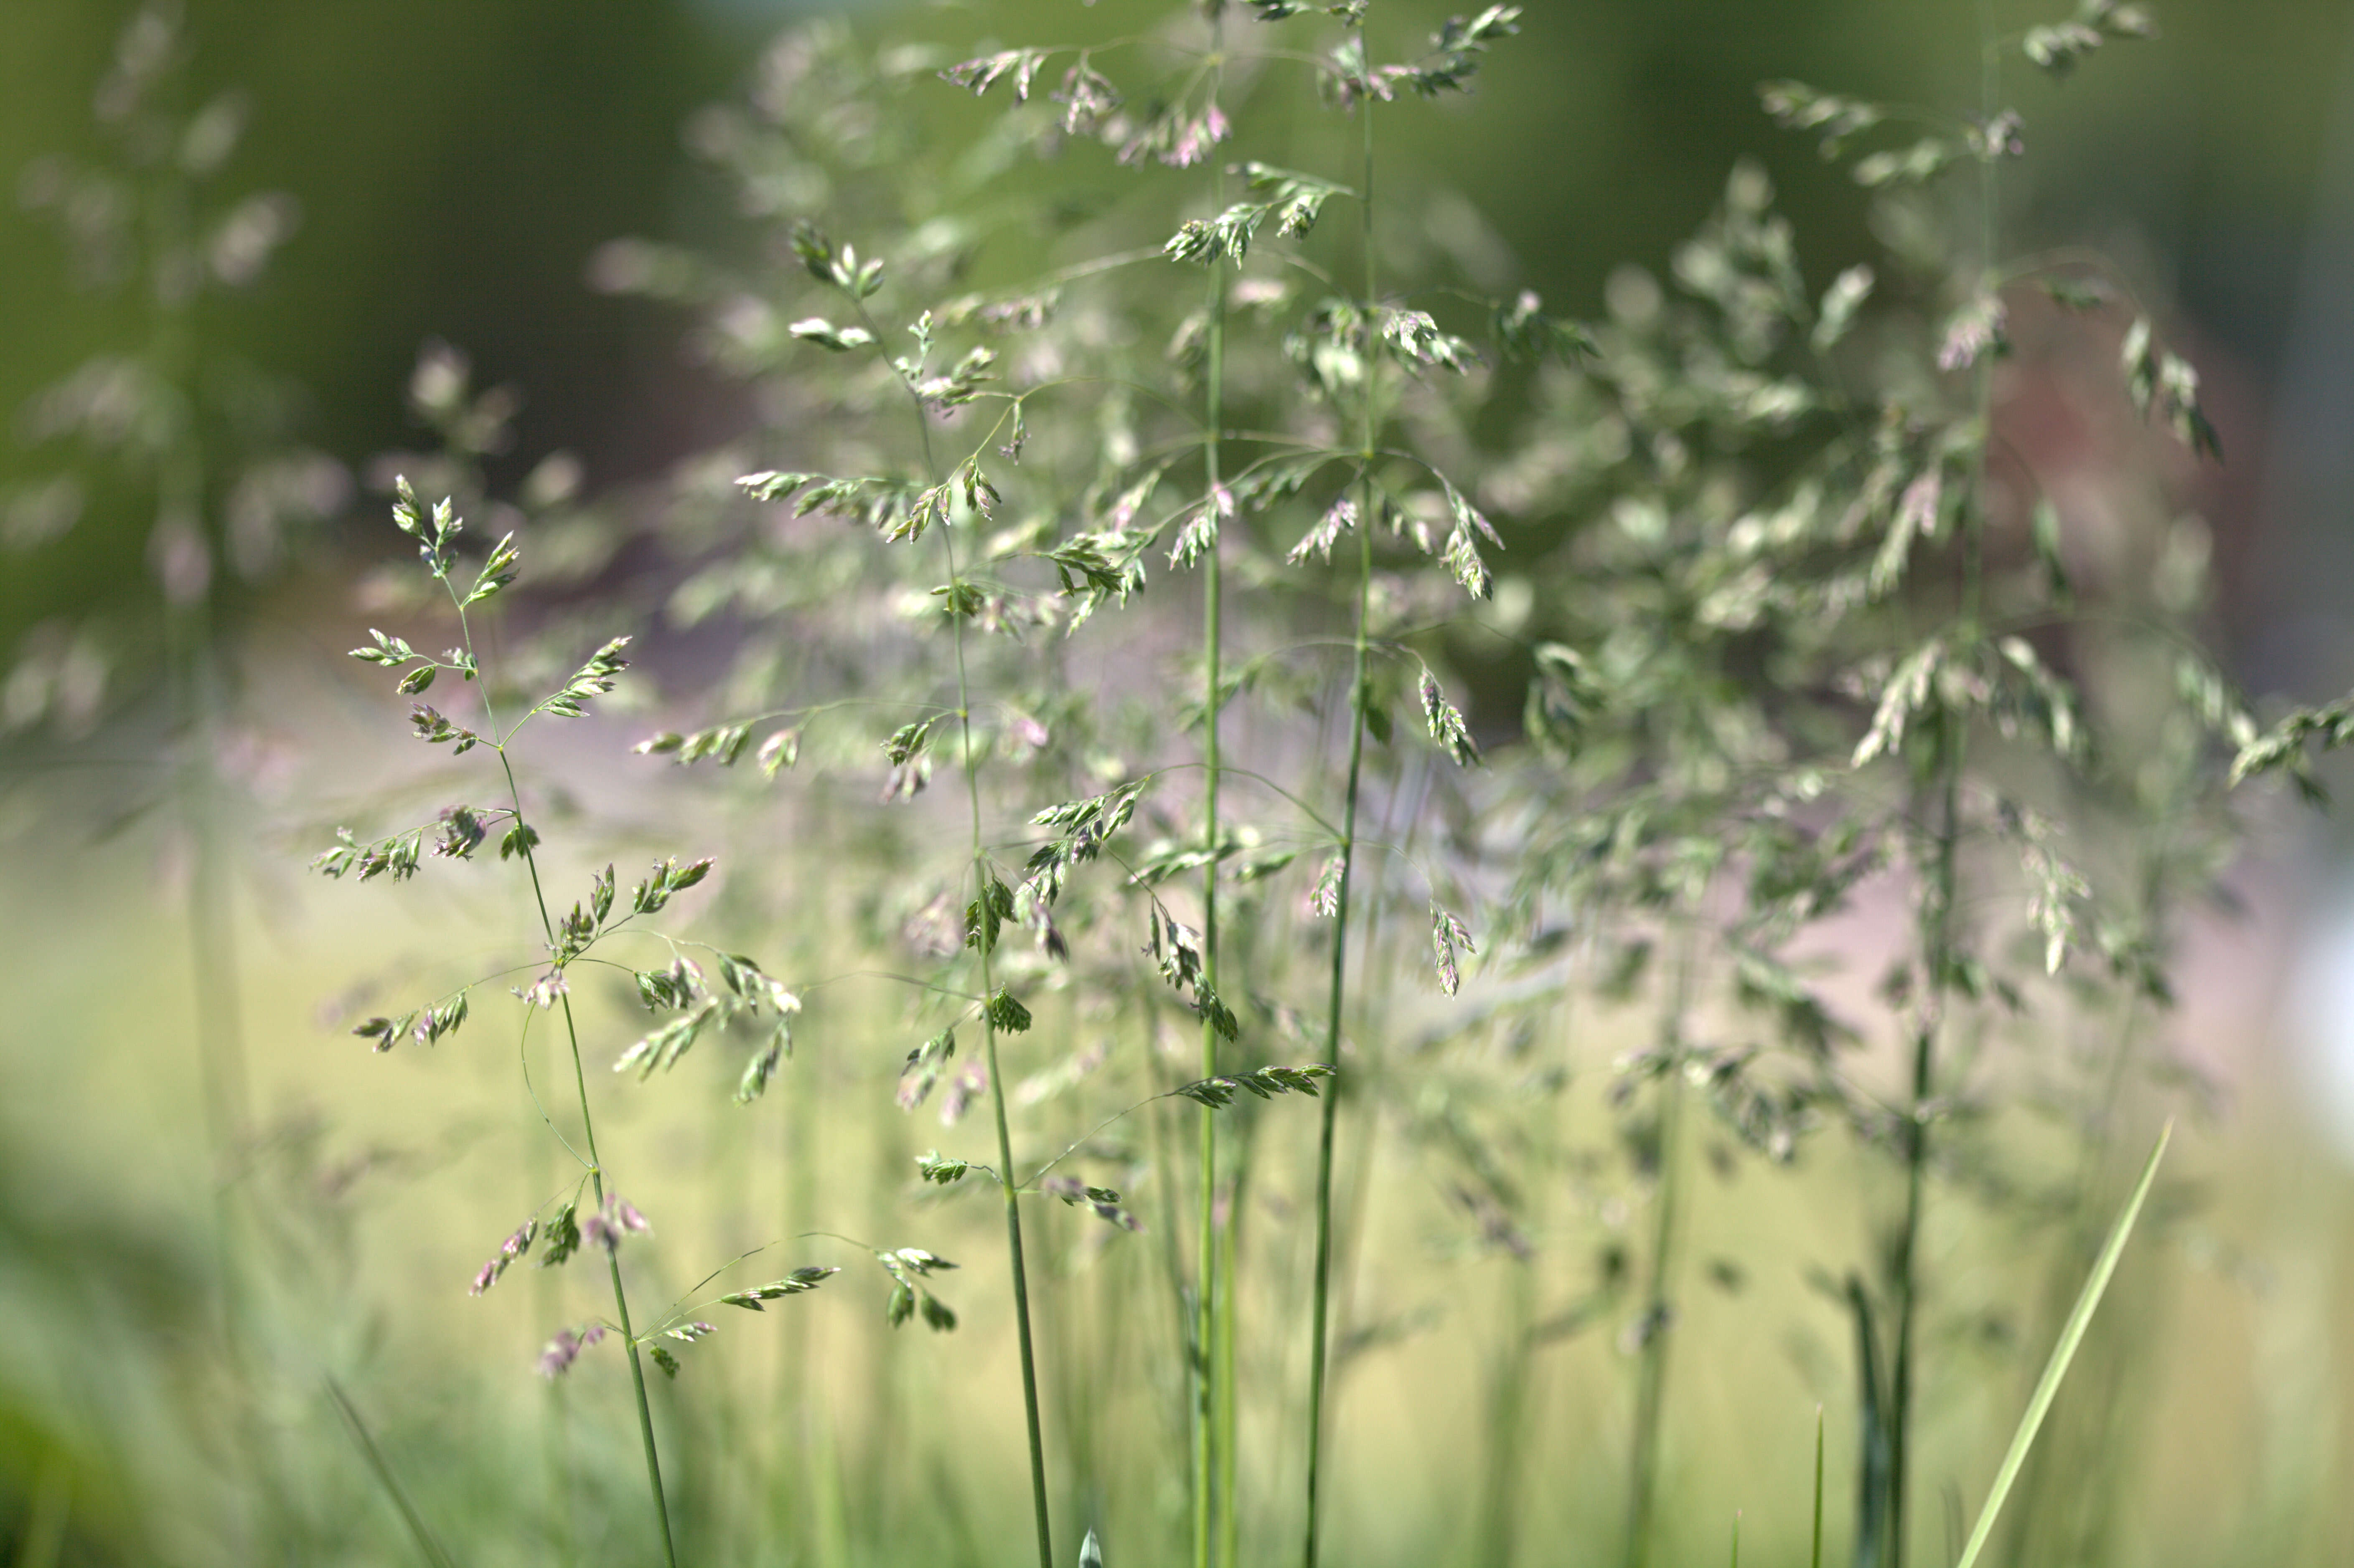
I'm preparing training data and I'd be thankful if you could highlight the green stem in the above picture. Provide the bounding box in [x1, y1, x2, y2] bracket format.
[1474, 1254, 1535, 1568]
[146, 108, 246, 1316]
[573, 981, 676, 1565]
[1196, 24, 1233, 1563]
[778, 975, 821, 1560]
[1302, 80, 1378, 1568]
[1887, 712, 1959, 1568]
[531, 1091, 576, 1565]
[905, 312, 1056, 1568]
[1887, 19, 2001, 1568]
[1146, 1004, 1200, 1468]
[1195, 27, 1229, 1563]
[176, 612, 254, 1230]
[1813, 1405, 1827, 1568]
[1309, 760, 1424, 1486]
[1624, 1108, 1683, 1562]
[1625, 935, 1696, 1568]
[1216, 1120, 1250, 1568]
[461, 598, 677, 1568]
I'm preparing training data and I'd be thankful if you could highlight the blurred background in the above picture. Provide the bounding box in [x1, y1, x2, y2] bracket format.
[5, 0, 2354, 1565]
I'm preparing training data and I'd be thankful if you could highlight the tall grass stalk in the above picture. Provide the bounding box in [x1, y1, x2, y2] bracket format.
[1474, 1246, 1536, 1568]
[1301, 72, 1380, 1568]
[1314, 758, 1427, 1476]
[1146, 1001, 1199, 1452]
[173, 621, 254, 1256]
[528, 1095, 574, 1564]
[1884, 19, 2002, 1566]
[1195, 27, 1231, 1568]
[867, 291, 1057, 1568]
[777, 994, 823, 1559]
[1624, 941, 1698, 1568]
[958, 595, 1054, 1568]
[459, 600, 680, 1568]
[1216, 1113, 1256, 1568]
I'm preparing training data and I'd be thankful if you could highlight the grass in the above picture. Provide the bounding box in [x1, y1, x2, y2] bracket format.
[0, 5, 2341, 1568]
[0, 813, 2333, 1568]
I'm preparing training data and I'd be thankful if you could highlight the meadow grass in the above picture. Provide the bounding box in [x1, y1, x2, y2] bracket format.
[8, 4, 2353, 1568]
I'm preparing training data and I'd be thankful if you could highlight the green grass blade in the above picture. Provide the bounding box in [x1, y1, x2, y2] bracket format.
[1950, 1121, 2170, 1568]
[1844, 1276, 1887, 1568]
[1812, 1405, 1825, 1568]
[325, 1377, 458, 1568]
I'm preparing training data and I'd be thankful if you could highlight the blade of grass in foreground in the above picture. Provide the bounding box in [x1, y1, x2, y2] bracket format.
[1950, 1121, 2170, 1568]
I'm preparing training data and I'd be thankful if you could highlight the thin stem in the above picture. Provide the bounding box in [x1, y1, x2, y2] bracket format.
[1145, 1003, 1200, 1479]
[1316, 757, 1426, 1437]
[532, 1097, 577, 1565]
[782, 1002, 823, 1557]
[455, 592, 678, 1568]
[1886, 18, 2001, 1568]
[1813, 1405, 1828, 1568]
[1302, 79, 1378, 1568]
[1474, 1252, 1536, 1568]
[901, 298, 1057, 1568]
[325, 1378, 457, 1568]
[177, 612, 254, 1225]
[1217, 1138, 1248, 1568]
[1625, 936, 1698, 1568]
[1195, 25, 1230, 1568]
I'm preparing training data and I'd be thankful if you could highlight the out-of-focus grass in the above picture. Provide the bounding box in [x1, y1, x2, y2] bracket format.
[4, 655, 2352, 1567]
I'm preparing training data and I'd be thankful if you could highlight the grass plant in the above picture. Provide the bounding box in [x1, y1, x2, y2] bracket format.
[18, 3, 2351, 1567]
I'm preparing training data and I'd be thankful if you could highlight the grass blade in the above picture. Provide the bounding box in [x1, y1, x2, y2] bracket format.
[1950, 1121, 2170, 1568]
[1812, 1404, 1825, 1568]
[325, 1377, 458, 1568]
[1844, 1276, 1887, 1568]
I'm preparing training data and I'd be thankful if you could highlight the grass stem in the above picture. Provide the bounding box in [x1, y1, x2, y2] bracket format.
[1884, 19, 2001, 1564]
[1625, 937, 1697, 1568]
[1195, 28, 1230, 1564]
[883, 290, 1058, 1568]
[1813, 1405, 1826, 1568]
[458, 593, 678, 1568]
[1302, 81, 1379, 1568]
